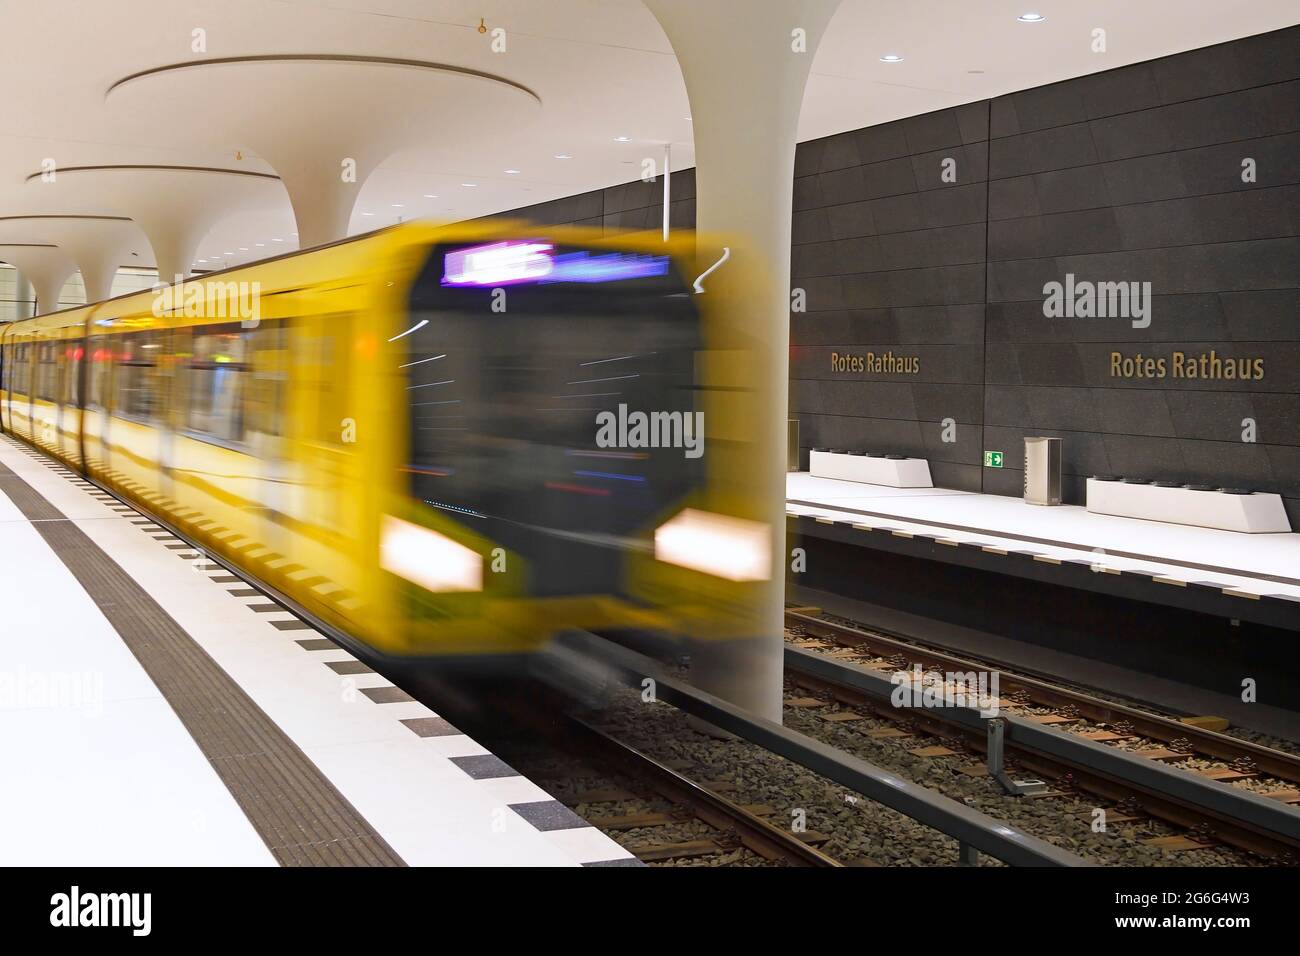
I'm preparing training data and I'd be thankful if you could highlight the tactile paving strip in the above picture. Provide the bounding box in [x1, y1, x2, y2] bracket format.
[0, 458, 406, 867]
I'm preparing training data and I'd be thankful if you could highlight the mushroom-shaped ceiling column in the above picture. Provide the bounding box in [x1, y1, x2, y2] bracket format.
[643, 0, 842, 722]
[106, 57, 541, 249]
[26, 166, 285, 283]
[0, 215, 148, 303]
[0, 243, 77, 315]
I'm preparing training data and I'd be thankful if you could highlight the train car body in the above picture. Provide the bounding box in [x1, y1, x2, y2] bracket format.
[0, 222, 772, 668]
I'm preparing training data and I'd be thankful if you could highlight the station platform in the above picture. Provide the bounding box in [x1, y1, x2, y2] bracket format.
[0, 435, 636, 867]
[787, 473, 1300, 631]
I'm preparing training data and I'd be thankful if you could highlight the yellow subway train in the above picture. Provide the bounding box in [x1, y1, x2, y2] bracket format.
[0, 222, 772, 666]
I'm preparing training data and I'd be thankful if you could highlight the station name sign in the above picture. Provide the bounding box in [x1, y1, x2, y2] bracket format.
[830, 351, 920, 374]
[1110, 350, 1264, 381]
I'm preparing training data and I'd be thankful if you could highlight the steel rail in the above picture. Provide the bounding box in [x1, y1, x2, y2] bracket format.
[565, 717, 842, 866]
[786, 608, 1300, 785]
[563, 632, 1090, 867]
[785, 643, 1300, 856]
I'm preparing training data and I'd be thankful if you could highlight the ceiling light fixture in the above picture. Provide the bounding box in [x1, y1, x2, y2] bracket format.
[879, 54, 904, 63]
[423, 194, 438, 199]
[392, 203, 404, 208]
[614, 136, 631, 143]
[1017, 12, 1046, 22]
[361, 212, 374, 216]
[554, 154, 573, 160]
[461, 182, 478, 187]
[504, 169, 520, 175]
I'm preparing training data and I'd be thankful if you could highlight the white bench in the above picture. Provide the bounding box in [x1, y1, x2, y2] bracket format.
[809, 450, 933, 488]
[1085, 479, 1291, 534]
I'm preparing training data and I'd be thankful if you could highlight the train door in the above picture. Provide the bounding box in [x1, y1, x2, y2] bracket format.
[60, 334, 85, 469]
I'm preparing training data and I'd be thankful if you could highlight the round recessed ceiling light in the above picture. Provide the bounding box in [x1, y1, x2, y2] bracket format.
[238, 247, 248, 251]
[1017, 12, 1046, 22]
[361, 212, 374, 216]
[879, 54, 904, 63]
[461, 182, 478, 187]
[614, 136, 631, 143]
[197, 259, 207, 263]
[255, 242, 265, 247]
[554, 153, 573, 160]
[504, 169, 520, 175]
[423, 194, 438, 199]
[271, 238, 283, 242]
[223, 252, 234, 256]
[391, 203, 404, 208]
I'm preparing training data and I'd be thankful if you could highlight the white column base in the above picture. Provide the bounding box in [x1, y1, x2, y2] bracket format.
[809, 450, 933, 488]
[1086, 479, 1292, 533]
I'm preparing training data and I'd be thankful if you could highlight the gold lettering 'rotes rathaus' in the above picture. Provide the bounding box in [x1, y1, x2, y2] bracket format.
[830, 351, 920, 374]
[1109, 350, 1265, 381]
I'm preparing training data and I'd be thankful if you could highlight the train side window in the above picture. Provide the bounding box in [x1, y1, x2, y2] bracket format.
[35, 342, 58, 401]
[12, 342, 30, 395]
[65, 339, 84, 407]
[245, 322, 287, 441]
[87, 340, 110, 410]
[188, 325, 248, 444]
[113, 331, 165, 423]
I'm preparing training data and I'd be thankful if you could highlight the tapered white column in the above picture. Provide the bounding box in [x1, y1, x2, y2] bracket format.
[0, 245, 76, 315]
[644, 0, 841, 721]
[13, 270, 33, 318]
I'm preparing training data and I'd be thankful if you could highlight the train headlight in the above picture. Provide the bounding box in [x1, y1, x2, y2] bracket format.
[653, 509, 771, 582]
[380, 516, 483, 592]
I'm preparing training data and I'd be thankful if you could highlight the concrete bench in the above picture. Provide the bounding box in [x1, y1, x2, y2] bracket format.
[809, 449, 933, 488]
[1085, 478, 1291, 533]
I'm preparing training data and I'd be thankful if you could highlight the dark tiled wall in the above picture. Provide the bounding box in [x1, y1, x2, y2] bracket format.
[489, 26, 1300, 521]
[982, 26, 1300, 519]
[790, 101, 991, 493]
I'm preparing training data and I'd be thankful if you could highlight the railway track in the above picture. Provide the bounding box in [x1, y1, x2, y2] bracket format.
[784, 606, 1300, 862]
[546, 718, 843, 866]
[441, 680, 845, 866]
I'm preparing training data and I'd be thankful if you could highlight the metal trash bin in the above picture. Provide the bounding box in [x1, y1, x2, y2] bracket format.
[1023, 437, 1062, 505]
[787, 419, 800, 472]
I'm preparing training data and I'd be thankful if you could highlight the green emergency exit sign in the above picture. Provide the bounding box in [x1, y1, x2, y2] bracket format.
[983, 450, 1004, 468]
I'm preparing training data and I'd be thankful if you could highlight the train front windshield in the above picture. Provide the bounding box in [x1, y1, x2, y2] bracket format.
[401, 240, 704, 597]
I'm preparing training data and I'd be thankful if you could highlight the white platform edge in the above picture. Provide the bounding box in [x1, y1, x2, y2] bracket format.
[786, 472, 1300, 600]
[0, 437, 636, 867]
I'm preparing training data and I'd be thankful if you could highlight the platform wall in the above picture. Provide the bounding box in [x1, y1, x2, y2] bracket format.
[491, 25, 1300, 522]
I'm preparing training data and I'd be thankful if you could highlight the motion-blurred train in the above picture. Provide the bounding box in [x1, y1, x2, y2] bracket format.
[0, 222, 771, 666]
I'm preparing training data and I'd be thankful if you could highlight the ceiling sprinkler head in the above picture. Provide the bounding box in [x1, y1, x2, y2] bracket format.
[478, 18, 487, 34]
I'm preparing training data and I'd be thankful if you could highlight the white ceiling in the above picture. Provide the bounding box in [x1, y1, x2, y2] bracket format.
[0, 0, 1295, 273]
